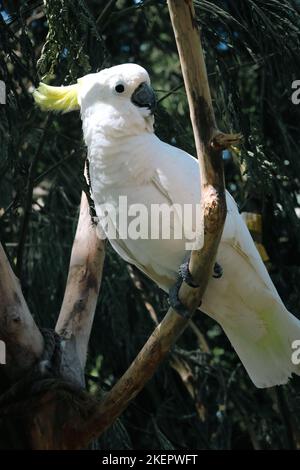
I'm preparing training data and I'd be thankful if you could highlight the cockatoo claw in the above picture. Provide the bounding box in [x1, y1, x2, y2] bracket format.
[178, 259, 223, 285]
[178, 260, 200, 288]
[168, 260, 202, 317]
[168, 279, 193, 318]
[213, 262, 223, 278]
[169, 259, 222, 317]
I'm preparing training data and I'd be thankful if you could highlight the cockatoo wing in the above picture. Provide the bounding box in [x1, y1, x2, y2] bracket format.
[94, 134, 300, 387]
[129, 137, 300, 388]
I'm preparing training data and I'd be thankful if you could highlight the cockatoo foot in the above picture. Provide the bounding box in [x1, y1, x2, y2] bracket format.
[169, 258, 222, 317]
[179, 259, 223, 285]
[168, 279, 193, 318]
[178, 260, 200, 288]
[169, 259, 201, 317]
[213, 262, 223, 278]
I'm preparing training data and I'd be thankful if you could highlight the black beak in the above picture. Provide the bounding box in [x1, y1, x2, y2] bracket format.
[131, 82, 156, 114]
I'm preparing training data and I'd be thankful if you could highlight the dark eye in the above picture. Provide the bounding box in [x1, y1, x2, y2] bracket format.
[115, 83, 125, 93]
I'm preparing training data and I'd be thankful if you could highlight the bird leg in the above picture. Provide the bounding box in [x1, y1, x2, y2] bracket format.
[169, 259, 223, 317]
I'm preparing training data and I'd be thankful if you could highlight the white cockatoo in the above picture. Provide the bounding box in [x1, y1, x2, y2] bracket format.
[34, 63, 300, 388]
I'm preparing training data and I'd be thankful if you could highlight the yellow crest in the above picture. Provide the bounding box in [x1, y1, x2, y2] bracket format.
[33, 82, 79, 113]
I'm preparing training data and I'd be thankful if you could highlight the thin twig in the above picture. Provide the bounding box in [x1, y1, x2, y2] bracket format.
[34, 151, 78, 184]
[16, 115, 51, 276]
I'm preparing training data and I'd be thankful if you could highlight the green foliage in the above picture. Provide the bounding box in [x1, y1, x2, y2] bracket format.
[1, 0, 300, 450]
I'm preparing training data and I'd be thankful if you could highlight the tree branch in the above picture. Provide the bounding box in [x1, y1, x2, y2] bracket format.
[55, 192, 105, 384]
[168, 0, 232, 313]
[0, 243, 44, 379]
